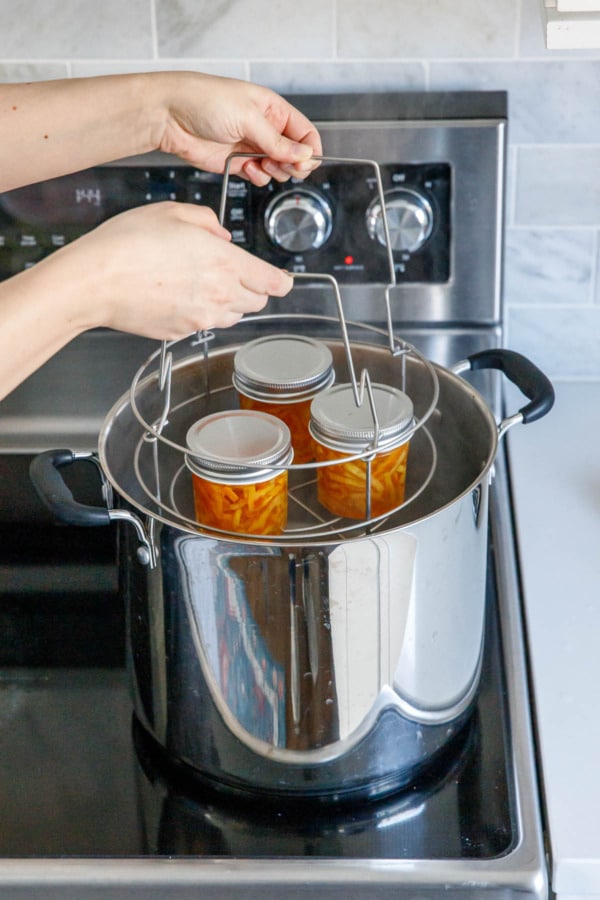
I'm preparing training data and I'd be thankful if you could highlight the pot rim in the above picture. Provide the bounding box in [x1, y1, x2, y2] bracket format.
[97, 359, 498, 549]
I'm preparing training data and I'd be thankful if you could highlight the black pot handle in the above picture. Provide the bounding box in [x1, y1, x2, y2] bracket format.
[465, 348, 555, 424]
[29, 449, 111, 527]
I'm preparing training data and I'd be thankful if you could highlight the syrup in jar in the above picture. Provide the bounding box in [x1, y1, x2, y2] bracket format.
[186, 410, 293, 536]
[309, 383, 414, 520]
[233, 335, 334, 464]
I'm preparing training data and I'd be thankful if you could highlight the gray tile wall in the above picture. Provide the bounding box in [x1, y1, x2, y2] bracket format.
[0, 0, 597, 379]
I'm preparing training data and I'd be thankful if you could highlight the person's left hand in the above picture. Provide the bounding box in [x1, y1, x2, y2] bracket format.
[157, 73, 322, 186]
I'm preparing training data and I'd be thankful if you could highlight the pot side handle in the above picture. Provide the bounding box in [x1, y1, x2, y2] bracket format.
[458, 348, 555, 426]
[30, 449, 156, 566]
[29, 449, 111, 526]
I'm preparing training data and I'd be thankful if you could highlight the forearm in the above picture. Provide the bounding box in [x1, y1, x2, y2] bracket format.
[0, 71, 321, 195]
[0, 255, 90, 399]
[0, 200, 293, 402]
[0, 74, 168, 192]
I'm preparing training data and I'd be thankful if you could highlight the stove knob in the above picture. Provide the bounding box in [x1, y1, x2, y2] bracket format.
[366, 188, 434, 253]
[265, 189, 333, 253]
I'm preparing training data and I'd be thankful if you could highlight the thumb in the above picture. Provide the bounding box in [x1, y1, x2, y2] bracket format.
[174, 203, 232, 240]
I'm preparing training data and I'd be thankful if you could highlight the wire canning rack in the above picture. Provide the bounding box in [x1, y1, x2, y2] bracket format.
[123, 156, 440, 542]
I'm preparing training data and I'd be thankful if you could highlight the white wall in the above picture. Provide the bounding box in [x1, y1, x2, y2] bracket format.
[0, 0, 598, 379]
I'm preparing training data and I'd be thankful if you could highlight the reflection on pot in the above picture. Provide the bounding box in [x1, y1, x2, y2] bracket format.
[183, 541, 287, 747]
[174, 504, 485, 762]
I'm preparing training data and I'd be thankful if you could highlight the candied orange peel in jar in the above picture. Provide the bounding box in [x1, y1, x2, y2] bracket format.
[238, 394, 315, 465]
[233, 335, 334, 465]
[186, 410, 293, 537]
[315, 441, 410, 519]
[310, 382, 414, 521]
[191, 470, 288, 535]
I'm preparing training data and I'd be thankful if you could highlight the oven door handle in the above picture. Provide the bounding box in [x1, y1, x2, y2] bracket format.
[29, 449, 156, 566]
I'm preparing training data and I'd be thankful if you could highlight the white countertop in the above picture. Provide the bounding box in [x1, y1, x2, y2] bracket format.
[507, 380, 600, 899]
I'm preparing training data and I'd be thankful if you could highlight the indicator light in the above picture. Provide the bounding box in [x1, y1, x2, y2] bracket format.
[344, 255, 354, 265]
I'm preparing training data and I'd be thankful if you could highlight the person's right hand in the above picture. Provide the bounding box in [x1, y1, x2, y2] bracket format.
[49, 201, 293, 339]
[156, 73, 322, 187]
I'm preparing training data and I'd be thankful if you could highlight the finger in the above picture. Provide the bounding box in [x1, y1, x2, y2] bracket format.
[172, 202, 232, 240]
[241, 111, 317, 166]
[212, 310, 245, 329]
[235, 251, 293, 298]
[240, 271, 293, 300]
[279, 105, 323, 157]
[239, 156, 312, 186]
[226, 288, 271, 316]
[261, 158, 315, 183]
[241, 158, 273, 186]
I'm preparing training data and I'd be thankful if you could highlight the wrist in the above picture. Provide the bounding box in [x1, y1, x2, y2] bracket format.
[153, 71, 221, 160]
[137, 71, 176, 155]
[25, 240, 106, 335]
[0, 254, 89, 397]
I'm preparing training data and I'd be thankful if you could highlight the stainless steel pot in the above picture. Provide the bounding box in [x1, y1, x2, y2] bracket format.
[30, 316, 554, 802]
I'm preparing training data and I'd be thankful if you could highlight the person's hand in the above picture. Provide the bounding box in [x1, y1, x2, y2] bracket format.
[156, 73, 322, 186]
[46, 201, 294, 339]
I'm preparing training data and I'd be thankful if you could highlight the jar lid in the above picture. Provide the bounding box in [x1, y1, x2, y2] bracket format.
[310, 383, 414, 451]
[233, 335, 334, 401]
[186, 410, 293, 481]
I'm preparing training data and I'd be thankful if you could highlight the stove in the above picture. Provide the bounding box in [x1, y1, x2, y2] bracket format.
[0, 91, 549, 897]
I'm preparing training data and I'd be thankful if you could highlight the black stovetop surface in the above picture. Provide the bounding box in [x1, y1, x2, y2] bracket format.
[0, 521, 513, 861]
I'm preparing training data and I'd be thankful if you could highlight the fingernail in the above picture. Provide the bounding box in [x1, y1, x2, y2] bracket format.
[244, 164, 272, 188]
[292, 142, 313, 160]
[293, 161, 314, 175]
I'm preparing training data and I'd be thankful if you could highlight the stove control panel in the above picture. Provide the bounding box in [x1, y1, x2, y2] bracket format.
[0, 160, 450, 285]
[229, 160, 450, 284]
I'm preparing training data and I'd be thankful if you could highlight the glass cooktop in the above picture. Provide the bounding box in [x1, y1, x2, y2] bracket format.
[0, 532, 513, 860]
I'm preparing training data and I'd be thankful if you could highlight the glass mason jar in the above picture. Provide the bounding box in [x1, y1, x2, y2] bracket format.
[309, 383, 414, 520]
[233, 335, 334, 464]
[185, 410, 293, 536]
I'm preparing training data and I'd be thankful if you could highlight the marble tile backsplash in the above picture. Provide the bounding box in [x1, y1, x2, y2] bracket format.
[0, 0, 598, 378]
